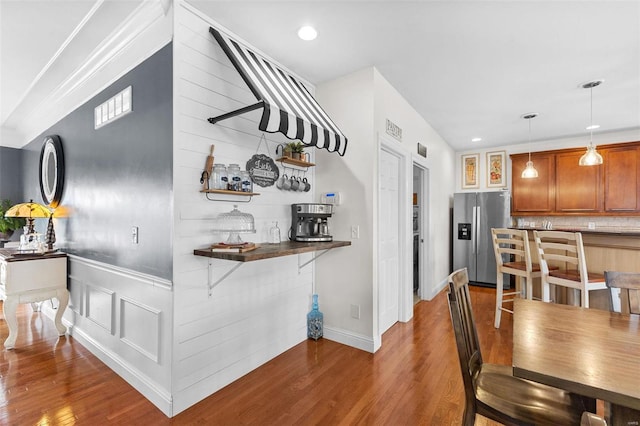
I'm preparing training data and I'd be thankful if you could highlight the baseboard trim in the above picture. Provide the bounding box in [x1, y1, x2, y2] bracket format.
[426, 277, 448, 301]
[41, 303, 173, 417]
[323, 326, 377, 353]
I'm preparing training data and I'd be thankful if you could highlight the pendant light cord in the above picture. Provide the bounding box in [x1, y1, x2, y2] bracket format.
[589, 85, 594, 148]
[528, 117, 532, 162]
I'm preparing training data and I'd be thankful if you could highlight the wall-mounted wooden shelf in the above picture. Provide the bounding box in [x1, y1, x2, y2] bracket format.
[194, 240, 349, 262]
[194, 240, 351, 296]
[276, 157, 315, 168]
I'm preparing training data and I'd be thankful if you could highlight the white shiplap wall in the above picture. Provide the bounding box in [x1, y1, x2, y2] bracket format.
[172, 3, 317, 414]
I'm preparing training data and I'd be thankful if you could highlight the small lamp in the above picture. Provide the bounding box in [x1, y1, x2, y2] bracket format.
[4, 200, 54, 248]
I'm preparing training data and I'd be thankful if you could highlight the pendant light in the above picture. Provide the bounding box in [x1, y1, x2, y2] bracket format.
[521, 113, 539, 179]
[578, 80, 604, 166]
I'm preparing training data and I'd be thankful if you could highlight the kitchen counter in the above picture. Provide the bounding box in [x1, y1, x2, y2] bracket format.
[193, 240, 351, 262]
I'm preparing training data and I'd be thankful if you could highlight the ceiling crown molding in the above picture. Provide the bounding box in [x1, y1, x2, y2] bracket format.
[3, 0, 171, 148]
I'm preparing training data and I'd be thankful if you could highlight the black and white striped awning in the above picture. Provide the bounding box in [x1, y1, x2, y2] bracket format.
[208, 27, 348, 156]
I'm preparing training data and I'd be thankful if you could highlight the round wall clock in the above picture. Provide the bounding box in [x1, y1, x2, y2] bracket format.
[39, 135, 65, 208]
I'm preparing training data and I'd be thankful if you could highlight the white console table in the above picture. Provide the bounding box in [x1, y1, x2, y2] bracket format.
[0, 249, 69, 349]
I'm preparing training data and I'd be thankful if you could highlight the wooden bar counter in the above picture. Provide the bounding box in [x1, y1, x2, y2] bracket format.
[514, 228, 640, 309]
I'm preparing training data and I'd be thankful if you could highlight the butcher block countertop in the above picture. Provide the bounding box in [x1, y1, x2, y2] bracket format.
[194, 240, 351, 262]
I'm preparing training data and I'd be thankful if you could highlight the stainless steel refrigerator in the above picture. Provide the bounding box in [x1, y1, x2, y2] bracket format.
[453, 191, 511, 287]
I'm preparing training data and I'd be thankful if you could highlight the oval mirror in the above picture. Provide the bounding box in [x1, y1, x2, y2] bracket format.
[39, 135, 65, 208]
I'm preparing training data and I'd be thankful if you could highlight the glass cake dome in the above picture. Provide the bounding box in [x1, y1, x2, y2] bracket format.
[214, 205, 256, 243]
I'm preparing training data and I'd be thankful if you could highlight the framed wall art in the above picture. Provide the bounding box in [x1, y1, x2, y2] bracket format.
[461, 153, 479, 189]
[486, 150, 506, 188]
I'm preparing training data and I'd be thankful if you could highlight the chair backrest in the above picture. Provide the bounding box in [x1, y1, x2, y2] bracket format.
[604, 271, 640, 315]
[491, 228, 531, 271]
[533, 230, 588, 281]
[447, 267, 483, 416]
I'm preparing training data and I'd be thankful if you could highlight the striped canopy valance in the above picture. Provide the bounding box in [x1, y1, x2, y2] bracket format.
[208, 27, 348, 157]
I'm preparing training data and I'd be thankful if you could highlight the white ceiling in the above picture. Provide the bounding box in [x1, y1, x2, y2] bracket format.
[1, 0, 639, 151]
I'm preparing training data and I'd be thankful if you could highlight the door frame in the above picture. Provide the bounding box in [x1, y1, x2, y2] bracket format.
[412, 160, 430, 301]
[377, 135, 413, 337]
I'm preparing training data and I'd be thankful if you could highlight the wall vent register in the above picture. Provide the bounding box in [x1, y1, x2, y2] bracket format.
[94, 86, 132, 129]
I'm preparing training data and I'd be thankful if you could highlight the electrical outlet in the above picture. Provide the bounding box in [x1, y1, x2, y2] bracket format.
[588, 222, 596, 230]
[132, 226, 139, 244]
[351, 225, 360, 239]
[350, 304, 360, 319]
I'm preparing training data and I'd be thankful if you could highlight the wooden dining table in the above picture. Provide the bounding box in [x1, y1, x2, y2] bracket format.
[512, 298, 640, 411]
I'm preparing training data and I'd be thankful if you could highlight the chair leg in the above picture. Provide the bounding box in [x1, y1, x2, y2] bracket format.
[462, 408, 476, 426]
[542, 278, 551, 302]
[583, 288, 589, 308]
[524, 276, 533, 300]
[495, 272, 504, 328]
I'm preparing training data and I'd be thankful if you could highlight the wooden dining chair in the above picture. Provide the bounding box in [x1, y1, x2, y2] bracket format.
[603, 271, 640, 426]
[533, 230, 606, 308]
[491, 228, 556, 328]
[581, 412, 608, 426]
[604, 271, 640, 315]
[447, 267, 595, 426]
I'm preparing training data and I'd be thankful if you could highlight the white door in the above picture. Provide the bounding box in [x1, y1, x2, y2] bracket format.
[379, 148, 401, 334]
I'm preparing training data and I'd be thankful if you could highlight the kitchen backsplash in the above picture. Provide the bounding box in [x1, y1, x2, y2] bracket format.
[513, 216, 640, 233]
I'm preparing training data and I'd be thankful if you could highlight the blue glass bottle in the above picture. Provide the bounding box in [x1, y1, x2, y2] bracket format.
[307, 294, 323, 340]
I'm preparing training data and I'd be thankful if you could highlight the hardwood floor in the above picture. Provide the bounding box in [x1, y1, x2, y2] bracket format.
[0, 286, 510, 425]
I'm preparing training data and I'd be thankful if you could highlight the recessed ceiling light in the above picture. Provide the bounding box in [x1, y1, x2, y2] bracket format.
[471, 137, 482, 142]
[586, 124, 600, 130]
[298, 26, 317, 41]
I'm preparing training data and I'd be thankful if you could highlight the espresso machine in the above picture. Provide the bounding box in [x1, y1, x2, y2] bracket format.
[290, 203, 333, 242]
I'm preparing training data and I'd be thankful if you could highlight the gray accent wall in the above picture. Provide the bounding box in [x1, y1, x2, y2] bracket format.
[22, 43, 173, 280]
[0, 146, 24, 203]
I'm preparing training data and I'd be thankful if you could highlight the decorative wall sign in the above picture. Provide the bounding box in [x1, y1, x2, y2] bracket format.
[39, 135, 65, 207]
[486, 150, 507, 188]
[246, 154, 279, 187]
[417, 143, 427, 158]
[386, 119, 402, 142]
[461, 153, 479, 189]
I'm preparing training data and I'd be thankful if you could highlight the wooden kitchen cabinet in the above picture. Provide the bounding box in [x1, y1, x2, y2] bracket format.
[511, 141, 640, 216]
[555, 151, 602, 213]
[511, 152, 555, 214]
[604, 145, 640, 212]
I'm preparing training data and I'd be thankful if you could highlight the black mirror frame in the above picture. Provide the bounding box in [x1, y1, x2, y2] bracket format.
[39, 135, 65, 208]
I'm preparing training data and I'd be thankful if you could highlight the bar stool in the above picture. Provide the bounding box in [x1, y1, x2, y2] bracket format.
[491, 228, 550, 328]
[604, 271, 640, 315]
[533, 230, 606, 308]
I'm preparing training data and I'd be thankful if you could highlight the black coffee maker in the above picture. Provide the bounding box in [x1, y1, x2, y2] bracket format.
[290, 203, 333, 242]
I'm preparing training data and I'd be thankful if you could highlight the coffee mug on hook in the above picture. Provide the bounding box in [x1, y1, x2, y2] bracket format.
[290, 175, 300, 191]
[303, 177, 311, 192]
[276, 173, 288, 189]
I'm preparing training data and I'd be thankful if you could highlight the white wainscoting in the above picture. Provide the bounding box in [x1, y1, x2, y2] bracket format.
[64, 255, 173, 416]
[171, 2, 316, 415]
